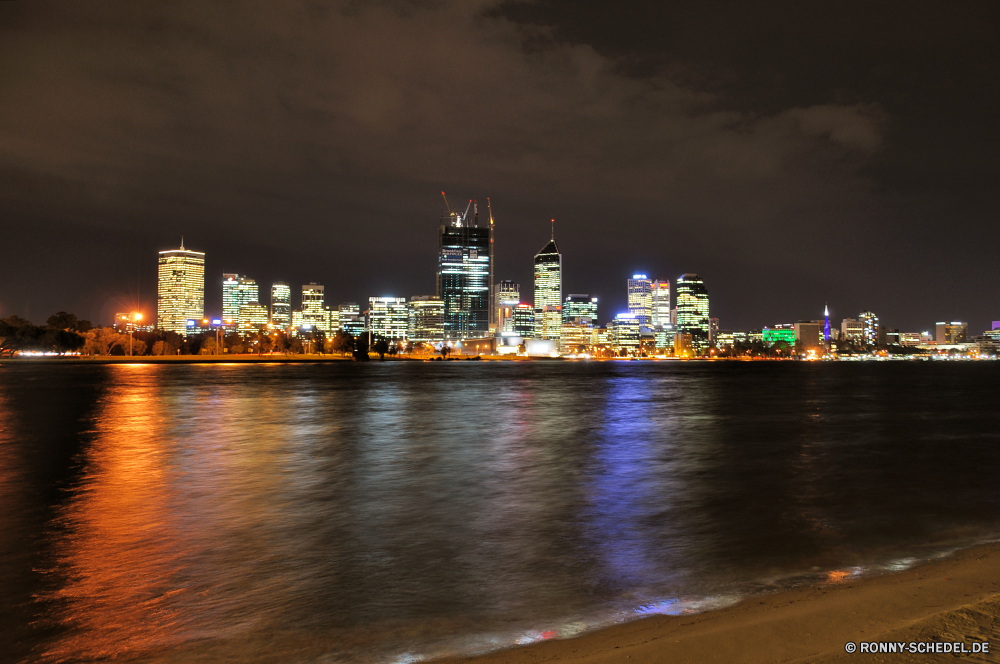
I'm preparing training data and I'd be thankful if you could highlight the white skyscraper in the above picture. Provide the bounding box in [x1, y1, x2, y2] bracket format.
[627, 274, 653, 325]
[222, 274, 258, 324]
[651, 279, 671, 327]
[157, 240, 205, 336]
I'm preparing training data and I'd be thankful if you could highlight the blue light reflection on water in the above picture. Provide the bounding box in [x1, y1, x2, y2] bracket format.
[2, 361, 1000, 662]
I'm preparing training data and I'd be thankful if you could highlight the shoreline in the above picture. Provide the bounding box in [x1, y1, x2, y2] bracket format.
[442, 541, 1000, 664]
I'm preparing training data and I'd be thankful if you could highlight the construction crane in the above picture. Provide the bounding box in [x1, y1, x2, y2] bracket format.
[441, 191, 454, 215]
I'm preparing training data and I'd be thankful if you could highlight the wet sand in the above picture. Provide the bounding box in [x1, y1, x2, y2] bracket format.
[448, 542, 1000, 663]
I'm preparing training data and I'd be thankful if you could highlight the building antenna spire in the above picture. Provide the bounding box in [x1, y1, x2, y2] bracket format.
[550, 218, 555, 241]
[180, 236, 185, 251]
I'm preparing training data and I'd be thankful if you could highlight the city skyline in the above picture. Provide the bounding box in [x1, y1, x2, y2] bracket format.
[2, 2, 998, 334]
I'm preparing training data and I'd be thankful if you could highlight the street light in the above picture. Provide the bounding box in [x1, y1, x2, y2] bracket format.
[130, 312, 142, 356]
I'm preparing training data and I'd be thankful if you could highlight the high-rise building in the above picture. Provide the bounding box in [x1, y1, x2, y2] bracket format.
[858, 311, 879, 347]
[339, 303, 364, 337]
[675, 273, 709, 354]
[367, 297, 409, 340]
[563, 294, 598, 324]
[238, 303, 269, 330]
[611, 313, 641, 353]
[437, 205, 491, 340]
[841, 319, 865, 343]
[824, 304, 831, 342]
[222, 274, 258, 324]
[627, 274, 652, 324]
[302, 283, 325, 327]
[270, 282, 291, 328]
[936, 321, 968, 344]
[534, 222, 562, 340]
[561, 295, 598, 353]
[157, 240, 205, 336]
[512, 303, 535, 337]
[493, 280, 520, 333]
[409, 296, 445, 343]
[651, 280, 671, 327]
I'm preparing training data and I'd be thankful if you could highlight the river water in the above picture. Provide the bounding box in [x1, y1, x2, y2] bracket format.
[2, 361, 1000, 662]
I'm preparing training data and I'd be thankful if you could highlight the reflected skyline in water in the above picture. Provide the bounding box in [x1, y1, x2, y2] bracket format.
[2, 362, 1000, 662]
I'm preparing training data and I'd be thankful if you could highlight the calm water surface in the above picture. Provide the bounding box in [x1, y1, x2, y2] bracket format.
[2, 361, 1000, 662]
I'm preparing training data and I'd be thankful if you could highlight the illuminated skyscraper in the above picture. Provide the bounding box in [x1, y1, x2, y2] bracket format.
[627, 274, 652, 324]
[675, 273, 709, 354]
[302, 283, 325, 327]
[157, 240, 205, 336]
[858, 311, 879, 347]
[367, 297, 409, 340]
[651, 280, 671, 327]
[493, 280, 520, 333]
[339, 303, 364, 337]
[222, 274, 258, 324]
[408, 296, 445, 343]
[824, 304, 830, 342]
[437, 202, 491, 340]
[270, 282, 291, 328]
[533, 221, 562, 340]
[561, 294, 598, 353]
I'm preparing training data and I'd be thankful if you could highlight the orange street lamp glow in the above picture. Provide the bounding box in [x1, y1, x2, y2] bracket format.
[134, 313, 142, 321]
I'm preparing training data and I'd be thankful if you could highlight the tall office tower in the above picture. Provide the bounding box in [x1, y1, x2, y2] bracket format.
[238, 302, 269, 330]
[222, 275, 258, 324]
[651, 280, 671, 327]
[858, 311, 879, 347]
[936, 321, 968, 344]
[157, 240, 205, 336]
[512, 303, 535, 337]
[675, 273, 710, 355]
[627, 274, 653, 324]
[409, 296, 445, 343]
[563, 294, 598, 323]
[709, 317, 719, 342]
[561, 294, 598, 353]
[301, 283, 325, 327]
[367, 297, 409, 340]
[270, 282, 291, 328]
[533, 221, 562, 340]
[493, 280, 520, 333]
[339, 303, 365, 337]
[824, 304, 830, 342]
[437, 202, 491, 340]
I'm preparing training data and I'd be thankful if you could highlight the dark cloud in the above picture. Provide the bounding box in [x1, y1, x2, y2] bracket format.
[0, 0, 996, 332]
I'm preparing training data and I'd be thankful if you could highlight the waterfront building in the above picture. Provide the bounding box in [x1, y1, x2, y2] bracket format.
[858, 311, 879, 346]
[709, 317, 719, 343]
[673, 332, 693, 357]
[512, 303, 535, 337]
[714, 330, 735, 349]
[270, 282, 291, 328]
[824, 304, 831, 341]
[675, 273, 710, 354]
[533, 224, 562, 340]
[493, 280, 520, 334]
[627, 275, 653, 324]
[610, 313, 641, 353]
[651, 280, 671, 327]
[794, 321, 824, 351]
[899, 332, 923, 346]
[301, 283, 326, 328]
[563, 294, 598, 323]
[437, 206, 491, 340]
[157, 241, 205, 336]
[222, 275, 258, 324]
[367, 297, 409, 340]
[841, 318, 865, 344]
[762, 326, 796, 347]
[339, 303, 365, 337]
[409, 296, 445, 343]
[238, 302, 269, 330]
[936, 321, 968, 344]
[291, 310, 304, 330]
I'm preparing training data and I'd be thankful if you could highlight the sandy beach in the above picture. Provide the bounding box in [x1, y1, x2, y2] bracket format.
[448, 542, 1000, 664]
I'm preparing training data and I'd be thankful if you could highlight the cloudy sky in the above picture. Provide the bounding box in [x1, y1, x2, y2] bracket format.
[1, 0, 997, 332]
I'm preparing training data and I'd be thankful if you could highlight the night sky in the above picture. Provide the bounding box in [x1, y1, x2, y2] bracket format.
[1, 1, 997, 333]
